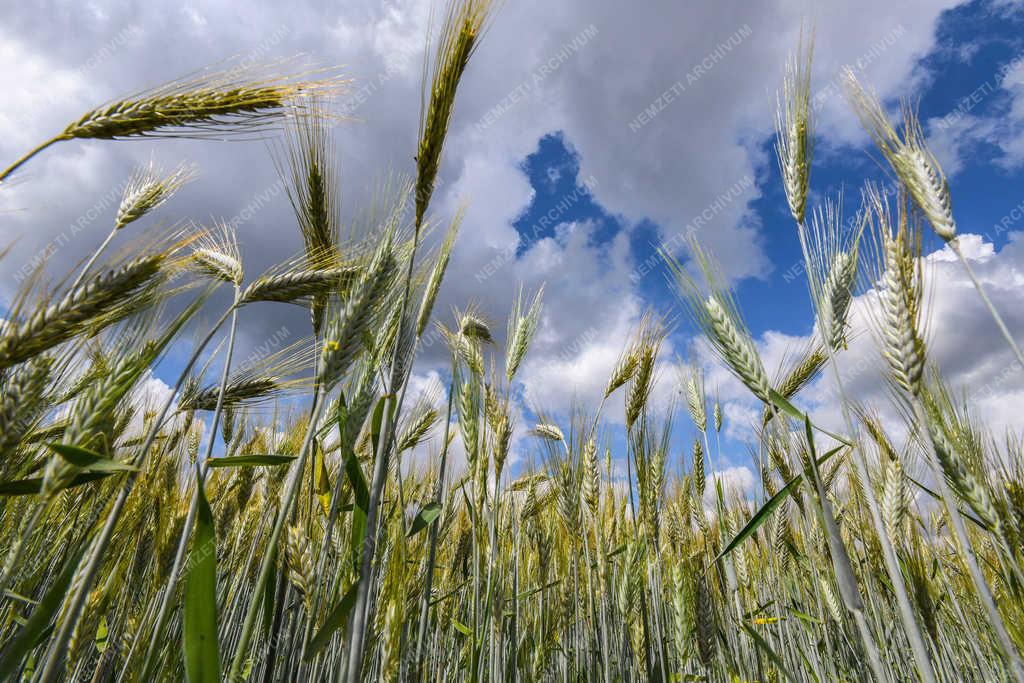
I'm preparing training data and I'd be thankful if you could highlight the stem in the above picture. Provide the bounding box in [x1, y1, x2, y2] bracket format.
[137, 288, 241, 680]
[0, 135, 65, 183]
[227, 388, 326, 681]
[70, 228, 118, 291]
[35, 303, 235, 683]
[344, 221, 424, 683]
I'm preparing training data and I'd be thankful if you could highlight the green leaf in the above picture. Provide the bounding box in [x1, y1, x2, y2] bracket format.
[605, 543, 628, 559]
[95, 615, 109, 653]
[369, 394, 394, 453]
[206, 455, 296, 468]
[304, 582, 358, 660]
[314, 443, 332, 516]
[508, 579, 562, 601]
[182, 467, 220, 682]
[789, 608, 823, 625]
[906, 474, 990, 530]
[0, 542, 88, 680]
[261, 545, 277, 643]
[47, 443, 137, 472]
[430, 579, 469, 606]
[743, 624, 797, 682]
[344, 452, 369, 514]
[712, 445, 843, 567]
[345, 451, 369, 572]
[0, 471, 110, 496]
[407, 502, 442, 537]
[767, 389, 805, 422]
[712, 475, 802, 566]
[452, 619, 473, 637]
[766, 391, 853, 446]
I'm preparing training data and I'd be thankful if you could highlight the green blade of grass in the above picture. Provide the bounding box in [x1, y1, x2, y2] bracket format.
[0, 542, 88, 679]
[47, 443, 137, 472]
[182, 466, 220, 682]
[304, 582, 358, 660]
[206, 455, 296, 468]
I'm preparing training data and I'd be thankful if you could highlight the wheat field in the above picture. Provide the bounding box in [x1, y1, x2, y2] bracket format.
[1, 2, 1024, 681]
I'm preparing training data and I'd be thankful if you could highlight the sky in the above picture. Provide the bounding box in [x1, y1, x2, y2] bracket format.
[2, 0, 1024, 496]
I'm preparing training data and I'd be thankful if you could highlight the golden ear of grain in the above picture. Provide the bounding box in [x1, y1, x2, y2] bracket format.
[415, 0, 493, 229]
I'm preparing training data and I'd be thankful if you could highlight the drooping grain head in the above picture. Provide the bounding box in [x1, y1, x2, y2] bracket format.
[0, 253, 167, 370]
[533, 422, 565, 444]
[240, 263, 360, 306]
[703, 294, 771, 403]
[63, 66, 345, 142]
[843, 70, 956, 242]
[667, 240, 771, 404]
[869, 192, 927, 397]
[459, 312, 494, 345]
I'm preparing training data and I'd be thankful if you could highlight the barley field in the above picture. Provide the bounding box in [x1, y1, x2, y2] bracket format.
[1, 1, 1024, 682]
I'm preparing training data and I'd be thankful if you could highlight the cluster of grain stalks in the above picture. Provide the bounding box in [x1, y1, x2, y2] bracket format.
[1, 10, 1023, 683]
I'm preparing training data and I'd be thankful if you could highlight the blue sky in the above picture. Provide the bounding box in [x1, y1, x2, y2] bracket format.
[3, 0, 1024, 490]
[515, 0, 1024, 342]
[497, 0, 1024, 480]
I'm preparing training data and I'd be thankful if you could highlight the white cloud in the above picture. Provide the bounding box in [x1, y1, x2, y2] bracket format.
[704, 465, 756, 508]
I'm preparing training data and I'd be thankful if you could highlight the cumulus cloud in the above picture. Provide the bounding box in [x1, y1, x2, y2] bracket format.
[703, 465, 757, 509]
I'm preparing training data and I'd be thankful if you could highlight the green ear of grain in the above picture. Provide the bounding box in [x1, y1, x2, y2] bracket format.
[206, 455, 296, 468]
[182, 467, 220, 683]
[305, 582, 359, 660]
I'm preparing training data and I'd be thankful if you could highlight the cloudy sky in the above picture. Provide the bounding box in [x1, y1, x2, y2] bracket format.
[2, 0, 1023, 492]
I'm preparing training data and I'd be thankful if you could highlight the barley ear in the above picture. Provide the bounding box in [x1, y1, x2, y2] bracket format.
[417, 207, 464, 337]
[116, 161, 196, 230]
[415, 0, 492, 229]
[505, 285, 544, 382]
[775, 25, 815, 225]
